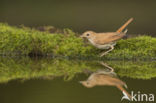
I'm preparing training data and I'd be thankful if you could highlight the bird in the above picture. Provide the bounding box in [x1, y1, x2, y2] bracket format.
[80, 70, 131, 100]
[80, 18, 133, 57]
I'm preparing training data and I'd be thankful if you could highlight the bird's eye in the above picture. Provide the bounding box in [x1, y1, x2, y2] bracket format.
[86, 34, 90, 36]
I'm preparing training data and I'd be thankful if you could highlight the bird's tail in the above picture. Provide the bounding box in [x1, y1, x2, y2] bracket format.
[116, 18, 133, 33]
[116, 85, 132, 100]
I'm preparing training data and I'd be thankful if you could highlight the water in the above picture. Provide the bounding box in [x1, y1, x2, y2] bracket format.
[0, 57, 156, 103]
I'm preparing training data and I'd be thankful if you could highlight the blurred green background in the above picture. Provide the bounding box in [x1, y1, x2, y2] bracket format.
[0, 0, 156, 36]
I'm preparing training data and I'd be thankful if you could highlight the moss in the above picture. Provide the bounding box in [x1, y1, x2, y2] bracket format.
[0, 23, 97, 57]
[0, 57, 155, 83]
[106, 36, 156, 59]
[0, 23, 155, 59]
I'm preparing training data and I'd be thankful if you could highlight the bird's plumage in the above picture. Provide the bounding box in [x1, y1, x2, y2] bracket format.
[81, 18, 133, 45]
[93, 32, 125, 45]
[80, 70, 131, 99]
[81, 71, 126, 87]
[80, 18, 133, 56]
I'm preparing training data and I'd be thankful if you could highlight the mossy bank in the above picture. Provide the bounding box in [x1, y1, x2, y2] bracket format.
[0, 23, 156, 59]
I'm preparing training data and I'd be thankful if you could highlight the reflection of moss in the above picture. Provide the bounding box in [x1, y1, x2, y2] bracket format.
[106, 61, 156, 79]
[0, 23, 156, 59]
[0, 57, 155, 83]
[0, 57, 99, 83]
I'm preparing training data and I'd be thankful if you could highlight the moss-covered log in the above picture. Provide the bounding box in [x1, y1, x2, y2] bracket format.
[0, 23, 155, 59]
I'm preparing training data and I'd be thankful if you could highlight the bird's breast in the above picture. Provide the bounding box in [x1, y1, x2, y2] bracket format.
[95, 44, 112, 49]
[88, 39, 116, 49]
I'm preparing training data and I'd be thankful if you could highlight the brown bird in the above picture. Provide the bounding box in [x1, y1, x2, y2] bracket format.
[80, 70, 131, 100]
[80, 18, 133, 57]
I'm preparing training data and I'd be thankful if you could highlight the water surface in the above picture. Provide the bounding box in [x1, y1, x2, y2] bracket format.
[0, 57, 155, 103]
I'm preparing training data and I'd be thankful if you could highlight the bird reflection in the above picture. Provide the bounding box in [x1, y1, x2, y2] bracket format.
[80, 62, 131, 100]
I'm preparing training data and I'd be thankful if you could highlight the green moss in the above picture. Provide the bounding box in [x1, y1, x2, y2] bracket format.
[0, 23, 155, 59]
[0, 23, 97, 57]
[0, 57, 155, 83]
[106, 36, 156, 59]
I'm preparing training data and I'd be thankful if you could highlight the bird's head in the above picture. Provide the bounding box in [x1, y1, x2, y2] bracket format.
[79, 81, 94, 88]
[80, 31, 96, 39]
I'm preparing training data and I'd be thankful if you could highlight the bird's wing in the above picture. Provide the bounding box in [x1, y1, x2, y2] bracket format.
[107, 77, 126, 86]
[94, 32, 125, 45]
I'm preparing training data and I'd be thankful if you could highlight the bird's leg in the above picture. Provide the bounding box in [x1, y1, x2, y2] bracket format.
[100, 45, 114, 57]
[100, 61, 114, 72]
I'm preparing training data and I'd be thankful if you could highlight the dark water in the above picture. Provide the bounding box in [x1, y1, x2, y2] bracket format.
[0, 76, 156, 103]
[0, 57, 156, 103]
